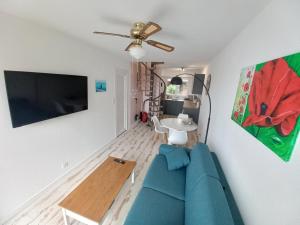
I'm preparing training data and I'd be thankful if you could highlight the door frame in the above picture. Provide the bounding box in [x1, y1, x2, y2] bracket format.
[115, 68, 129, 137]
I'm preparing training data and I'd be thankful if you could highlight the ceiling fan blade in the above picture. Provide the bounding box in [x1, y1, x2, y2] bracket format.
[93, 31, 130, 38]
[140, 22, 161, 39]
[125, 42, 135, 51]
[146, 40, 174, 52]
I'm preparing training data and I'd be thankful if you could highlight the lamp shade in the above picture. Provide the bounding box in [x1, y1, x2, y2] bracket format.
[129, 45, 146, 60]
[170, 76, 183, 85]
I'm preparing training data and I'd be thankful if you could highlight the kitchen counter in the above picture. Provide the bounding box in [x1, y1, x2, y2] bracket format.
[161, 99, 184, 116]
[161, 99, 200, 123]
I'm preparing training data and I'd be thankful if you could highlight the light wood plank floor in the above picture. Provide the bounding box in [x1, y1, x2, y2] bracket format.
[4, 123, 162, 225]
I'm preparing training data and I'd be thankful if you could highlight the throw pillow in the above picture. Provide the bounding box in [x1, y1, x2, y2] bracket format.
[162, 148, 190, 171]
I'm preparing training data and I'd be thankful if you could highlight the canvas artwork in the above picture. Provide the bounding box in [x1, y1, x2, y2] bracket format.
[96, 80, 107, 92]
[231, 52, 300, 161]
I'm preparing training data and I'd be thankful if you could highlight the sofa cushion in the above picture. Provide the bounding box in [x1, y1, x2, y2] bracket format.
[162, 148, 190, 171]
[159, 144, 191, 155]
[186, 143, 220, 194]
[143, 154, 186, 200]
[185, 176, 234, 225]
[124, 187, 185, 225]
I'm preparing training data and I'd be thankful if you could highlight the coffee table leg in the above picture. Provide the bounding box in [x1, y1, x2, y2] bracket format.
[131, 170, 135, 184]
[62, 208, 69, 225]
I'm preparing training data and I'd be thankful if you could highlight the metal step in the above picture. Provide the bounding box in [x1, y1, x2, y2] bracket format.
[139, 61, 166, 120]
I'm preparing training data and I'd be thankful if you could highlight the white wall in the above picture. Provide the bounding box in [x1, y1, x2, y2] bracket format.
[0, 13, 128, 221]
[204, 1, 300, 225]
[129, 62, 143, 127]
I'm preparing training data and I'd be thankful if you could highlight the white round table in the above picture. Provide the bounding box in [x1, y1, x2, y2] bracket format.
[160, 118, 198, 132]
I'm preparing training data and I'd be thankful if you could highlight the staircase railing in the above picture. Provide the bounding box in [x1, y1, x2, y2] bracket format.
[140, 62, 166, 119]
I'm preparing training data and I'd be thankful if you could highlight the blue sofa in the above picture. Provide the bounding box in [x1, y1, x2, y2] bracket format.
[124, 143, 244, 225]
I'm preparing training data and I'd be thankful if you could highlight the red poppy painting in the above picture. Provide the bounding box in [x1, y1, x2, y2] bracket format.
[232, 52, 300, 161]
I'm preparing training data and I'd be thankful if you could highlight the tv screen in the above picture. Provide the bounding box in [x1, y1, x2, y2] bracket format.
[4, 70, 88, 128]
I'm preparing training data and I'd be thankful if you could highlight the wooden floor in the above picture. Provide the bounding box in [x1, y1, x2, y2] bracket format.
[4, 123, 163, 225]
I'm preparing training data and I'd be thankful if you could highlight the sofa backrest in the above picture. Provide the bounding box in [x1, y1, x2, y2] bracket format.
[211, 153, 244, 225]
[185, 143, 234, 225]
[185, 176, 234, 225]
[185, 143, 220, 194]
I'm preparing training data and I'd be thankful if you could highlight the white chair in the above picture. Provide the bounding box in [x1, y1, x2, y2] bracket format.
[178, 113, 189, 120]
[151, 116, 168, 143]
[168, 128, 188, 145]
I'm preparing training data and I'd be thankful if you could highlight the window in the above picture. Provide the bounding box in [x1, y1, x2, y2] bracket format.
[166, 84, 180, 95]
[166, 79, 189, 96]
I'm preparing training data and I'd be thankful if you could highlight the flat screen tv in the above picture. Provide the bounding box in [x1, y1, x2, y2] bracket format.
[4, 70, 88, 128]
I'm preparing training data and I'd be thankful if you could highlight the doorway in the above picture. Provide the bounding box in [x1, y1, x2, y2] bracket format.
[115, 69, 128, 136]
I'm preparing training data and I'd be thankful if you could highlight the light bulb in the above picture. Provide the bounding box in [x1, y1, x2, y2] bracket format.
[129, 45, 146, 60]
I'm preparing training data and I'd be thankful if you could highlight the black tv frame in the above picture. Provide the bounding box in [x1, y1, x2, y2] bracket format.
[4, 70, 88, 128]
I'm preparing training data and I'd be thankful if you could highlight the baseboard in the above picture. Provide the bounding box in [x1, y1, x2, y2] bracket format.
[1, 133, 121, 224]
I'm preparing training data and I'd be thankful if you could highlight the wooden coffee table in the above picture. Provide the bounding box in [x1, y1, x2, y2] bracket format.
[59, 156, 136, 225]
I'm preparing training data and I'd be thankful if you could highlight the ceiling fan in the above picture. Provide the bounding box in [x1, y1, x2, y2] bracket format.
[93, 22, 175, 59]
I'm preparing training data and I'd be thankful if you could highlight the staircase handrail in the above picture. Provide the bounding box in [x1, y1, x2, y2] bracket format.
[140, 62, 166, 112]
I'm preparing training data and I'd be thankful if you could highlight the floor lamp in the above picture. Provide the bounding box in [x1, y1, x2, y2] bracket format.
[170, 74, 211, 144]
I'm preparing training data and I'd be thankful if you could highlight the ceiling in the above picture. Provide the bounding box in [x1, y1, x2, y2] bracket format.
[0, 0, 271, 67]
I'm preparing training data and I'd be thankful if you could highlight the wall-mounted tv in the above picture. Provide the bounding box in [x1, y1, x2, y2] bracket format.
[4, 70, 88, 128]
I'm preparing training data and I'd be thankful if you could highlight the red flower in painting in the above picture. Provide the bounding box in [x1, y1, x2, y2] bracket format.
[239, 106, 244, 113]
[243, 83, 250, 92]
[242, 58, 300, 136]
[241, 96, 246, 105]
[234, 111, 239, 119]
[247, 70, 252, 78]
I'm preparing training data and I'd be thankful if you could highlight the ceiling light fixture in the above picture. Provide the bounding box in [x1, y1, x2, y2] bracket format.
[129, 45, 146, 60]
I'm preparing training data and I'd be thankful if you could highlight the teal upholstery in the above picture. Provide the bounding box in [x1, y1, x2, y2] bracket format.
[143, 154, 186, 200]
[185, 176, 234, 225]
[124, 187, 185, 225]
[161, 147, 190, 171]
[211, 153, 244, 225]
[159, 144, 191, 155]
[124, 143, 241, 225]
[186, 143, 220, 194]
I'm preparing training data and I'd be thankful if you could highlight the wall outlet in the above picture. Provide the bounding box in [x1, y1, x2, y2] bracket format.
[61, 161, 69, 169]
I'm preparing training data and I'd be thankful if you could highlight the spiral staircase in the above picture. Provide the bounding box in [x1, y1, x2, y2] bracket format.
[139, 62, 166, 124]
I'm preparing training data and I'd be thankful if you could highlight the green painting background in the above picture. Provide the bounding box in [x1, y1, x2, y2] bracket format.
[231, 52, 300, 161]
